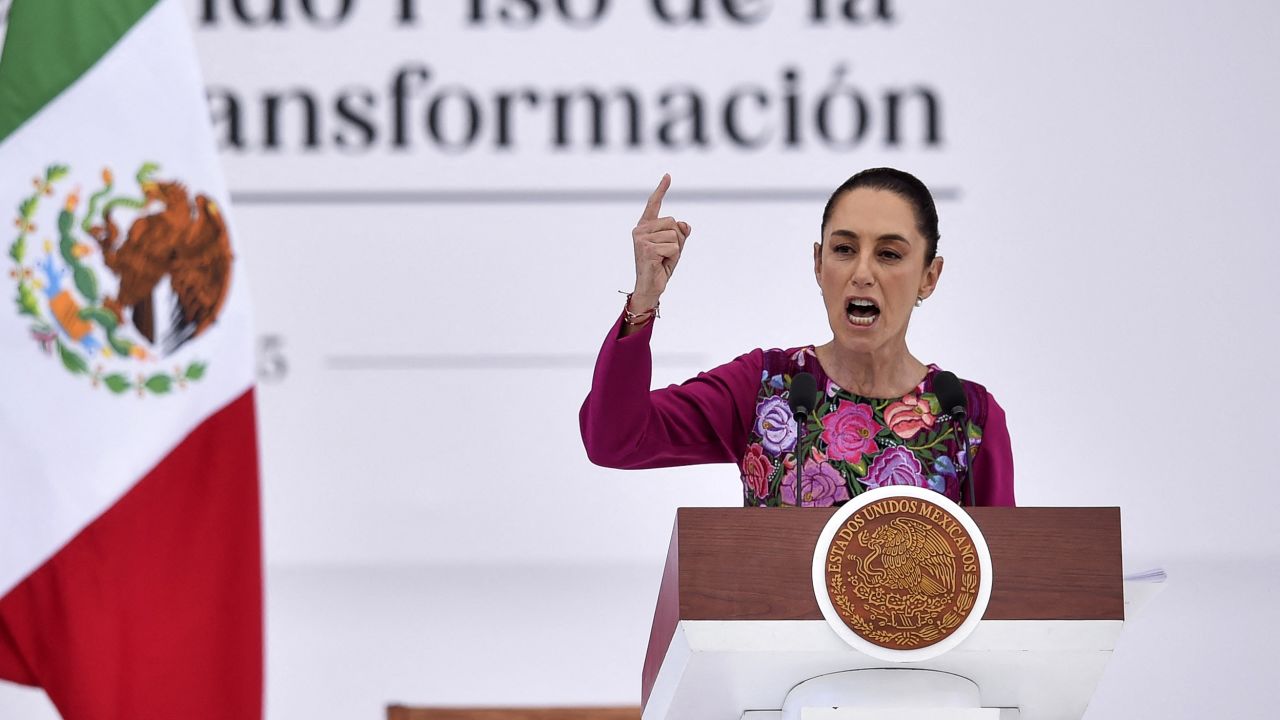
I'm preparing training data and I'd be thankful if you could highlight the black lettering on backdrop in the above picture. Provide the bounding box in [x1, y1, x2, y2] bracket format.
[392, 64, 431, 147]
[469, 0, 538, 27]
[206, 63, 942, 153]
[651, 0, 771, 25]
[195, 0, 950, 157]
[883, 86, 940, 145]
[298, 0, 355, 26]
[722, 85, 771, 148]
[782, 68, 801, 147]
[334, 88, 378, 149]
[426, 86, 483, 150]
[397, 0, 420, 24]
[809, 0, 894, 24]
[557, 0, 609, 26]
[552, 89, 642, 148]
[656, 88, 708, 148]
[494, 89, 542, 147]
[815, 64, 868, 147]
[207, 87, 244, 150]
[263, 89, 321, 149]
[189, 0, 905, 27]
[470, 0, 609, 27]
[199, 0, 355, 26]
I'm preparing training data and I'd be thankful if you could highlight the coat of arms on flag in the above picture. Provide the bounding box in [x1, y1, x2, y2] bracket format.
[9, 162, 232, 395]
[0, 1, 263, 718]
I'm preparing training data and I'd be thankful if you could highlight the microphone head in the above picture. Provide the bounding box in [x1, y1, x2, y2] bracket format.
[789, 372, 819, 416]
[933, 371, 968, 419]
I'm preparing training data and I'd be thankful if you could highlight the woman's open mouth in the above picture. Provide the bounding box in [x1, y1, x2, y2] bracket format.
[846, 297, 880, 327]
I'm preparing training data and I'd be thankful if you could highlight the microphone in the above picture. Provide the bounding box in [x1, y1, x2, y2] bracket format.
[788, 372, 819, 417]
[788, 372, 820, 507]
[933, 371, 967, 419]
[932, 371, 974, 506]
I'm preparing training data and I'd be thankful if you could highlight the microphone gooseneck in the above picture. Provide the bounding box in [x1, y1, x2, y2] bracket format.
[787, 372, 819, 507]
[932, 371, 974, 506]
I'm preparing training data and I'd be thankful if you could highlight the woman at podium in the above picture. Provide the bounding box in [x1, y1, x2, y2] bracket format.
[580, 168, 1015, 507]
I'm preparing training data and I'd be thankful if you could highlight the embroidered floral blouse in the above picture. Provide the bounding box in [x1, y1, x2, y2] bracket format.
[580, 314, 1015, 507]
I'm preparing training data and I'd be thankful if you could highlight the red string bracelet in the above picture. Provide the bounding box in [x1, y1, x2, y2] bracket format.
[619, 291, 660, 326]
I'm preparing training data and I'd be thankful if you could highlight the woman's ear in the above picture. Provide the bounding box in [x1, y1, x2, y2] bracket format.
[813, 241, 823, 286]
[918, 256, 944, 300]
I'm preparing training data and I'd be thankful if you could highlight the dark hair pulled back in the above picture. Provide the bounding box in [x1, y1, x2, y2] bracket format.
[820, 167, 940, 264]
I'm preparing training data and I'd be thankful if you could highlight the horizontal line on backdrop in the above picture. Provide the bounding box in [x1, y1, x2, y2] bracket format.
[231, 187, 961, 206]
[326, 352, 708, 370]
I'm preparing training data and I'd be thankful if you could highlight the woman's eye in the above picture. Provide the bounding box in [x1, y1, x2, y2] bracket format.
[834, 244, 854, 255]
[879, 250, 902, 260]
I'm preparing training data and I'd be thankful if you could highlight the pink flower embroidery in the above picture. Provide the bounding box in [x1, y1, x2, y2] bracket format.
[741, 444, 774, 500]
[820, 400, 882, 464]
[884, 393, 937, 440]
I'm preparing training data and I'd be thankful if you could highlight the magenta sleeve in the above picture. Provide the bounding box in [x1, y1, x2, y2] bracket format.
[579, 314, 762, 470]
[972, 392, 1016, 506]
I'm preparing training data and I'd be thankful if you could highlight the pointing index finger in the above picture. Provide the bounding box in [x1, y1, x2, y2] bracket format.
[640, 173, 671, 222]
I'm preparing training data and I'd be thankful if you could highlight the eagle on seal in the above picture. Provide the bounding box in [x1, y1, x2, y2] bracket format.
[90, 180, 232, 355]
[858, 516, 957, 596]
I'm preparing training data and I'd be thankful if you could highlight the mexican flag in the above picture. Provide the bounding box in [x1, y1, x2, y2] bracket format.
[0, 1, 262, 718]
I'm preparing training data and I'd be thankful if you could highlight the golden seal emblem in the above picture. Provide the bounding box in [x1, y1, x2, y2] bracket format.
[812, 486, 993, 661]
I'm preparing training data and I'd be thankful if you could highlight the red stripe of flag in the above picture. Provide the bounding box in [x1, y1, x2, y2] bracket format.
[0, 389, 262, 720]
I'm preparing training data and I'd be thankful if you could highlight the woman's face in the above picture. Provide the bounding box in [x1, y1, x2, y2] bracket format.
[814, 188, 943, 354]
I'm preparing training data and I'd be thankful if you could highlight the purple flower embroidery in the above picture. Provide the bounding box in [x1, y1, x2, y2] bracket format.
[862, 446, 927, 490]
[754, 396, 797, 456]
[933, 455, 957, 480]
[781, 461, 850, 507]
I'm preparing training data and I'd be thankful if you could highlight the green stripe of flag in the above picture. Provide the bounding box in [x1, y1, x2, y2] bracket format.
[0, 0, 160, 143]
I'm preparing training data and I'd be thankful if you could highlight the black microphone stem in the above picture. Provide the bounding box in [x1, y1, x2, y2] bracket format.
[955, 419, 974, 506]
[788, 372, 819, 508]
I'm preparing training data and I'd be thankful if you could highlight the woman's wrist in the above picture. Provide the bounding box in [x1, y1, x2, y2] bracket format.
[618, 291, 661, 337]
[628, 291, 661, 313]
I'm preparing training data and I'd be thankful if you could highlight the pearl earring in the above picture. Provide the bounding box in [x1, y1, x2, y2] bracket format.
[915, 296, 923, 307]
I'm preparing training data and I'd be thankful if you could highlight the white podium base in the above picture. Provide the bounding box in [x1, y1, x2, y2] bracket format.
[783, 669, 980, 713]
[802, 711, 1006, 719]
[745, 710, 1019, 719]
[649, 619, 1113, 720]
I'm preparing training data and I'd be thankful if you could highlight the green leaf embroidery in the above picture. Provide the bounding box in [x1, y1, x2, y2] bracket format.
[767, 458, 785, 494]
[78, 305, 116, 330]
[136, 162, 159, 184]
[185, 362, 207, 381]
[17, 283, 40, 317]
[107, 332, 133, 357]
[144, 374, 173, 394]
[57, 341, 88, 375]
[103, 374, 131, 393]
[849, 457, 868, 477]
[72, 266, 98, 303]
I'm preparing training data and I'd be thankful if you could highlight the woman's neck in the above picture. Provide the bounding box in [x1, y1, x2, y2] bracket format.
[814, 339, 928, 399]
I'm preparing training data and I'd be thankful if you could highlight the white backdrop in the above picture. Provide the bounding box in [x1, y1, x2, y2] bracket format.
[2, 0, 1279, 717]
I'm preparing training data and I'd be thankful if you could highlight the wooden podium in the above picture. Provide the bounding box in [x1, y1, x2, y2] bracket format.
[641, 507, 1136, 720]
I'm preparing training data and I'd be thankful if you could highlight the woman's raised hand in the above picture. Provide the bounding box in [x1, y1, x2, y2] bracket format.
[630, 174, 691, 311]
